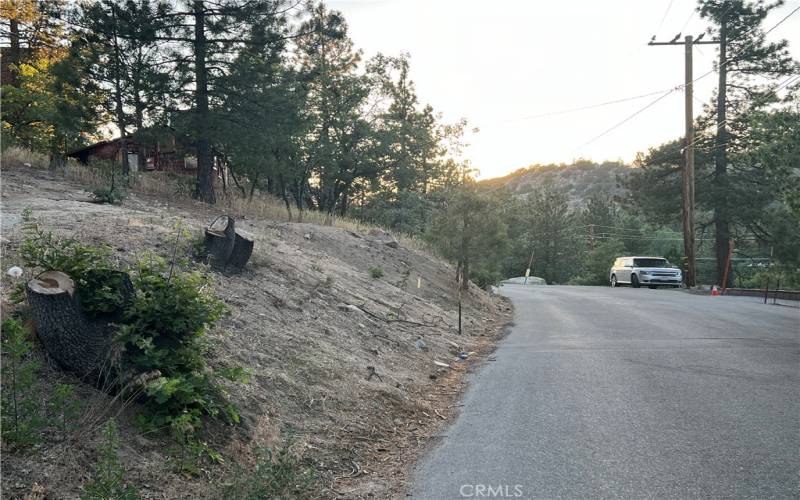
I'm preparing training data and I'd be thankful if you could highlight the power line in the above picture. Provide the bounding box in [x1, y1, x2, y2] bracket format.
[680, 8, 697, 32]
[502, 87, 681, 123]
[682, 72, 800, 151]
[580, 87, 680, 147]
[687, 4, 800, 87]
[579, 6, 800, 151]
[655, 0, 677, 37]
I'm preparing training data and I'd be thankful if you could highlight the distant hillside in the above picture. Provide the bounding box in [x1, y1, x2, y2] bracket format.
[481, 160, 633, 206]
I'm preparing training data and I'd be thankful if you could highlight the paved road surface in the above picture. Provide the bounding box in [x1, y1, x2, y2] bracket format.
[410, 286, 799, 499]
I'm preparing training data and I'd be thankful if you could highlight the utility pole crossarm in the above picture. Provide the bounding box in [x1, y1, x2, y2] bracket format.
[648, 40, 720, 45]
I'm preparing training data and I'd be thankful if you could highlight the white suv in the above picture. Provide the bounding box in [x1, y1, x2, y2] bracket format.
[610, 256, 682, 288]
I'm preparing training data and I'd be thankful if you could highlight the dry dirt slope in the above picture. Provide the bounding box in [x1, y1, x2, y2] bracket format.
[0, 167, 511, 499]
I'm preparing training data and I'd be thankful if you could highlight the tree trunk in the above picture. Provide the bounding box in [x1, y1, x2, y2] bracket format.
[203, 215, 235, 268]
[111, 6, 129, 177]
[48, 154, 66, 170]
[227, 230, 254, 272]
[8, 18, 20, 87]
[193, 0, 215, 204]
[27, 271, 110, 377]
[714, 15, 731, 287]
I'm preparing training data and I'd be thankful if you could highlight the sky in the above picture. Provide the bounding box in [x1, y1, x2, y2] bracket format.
[326, 0, 800, 179]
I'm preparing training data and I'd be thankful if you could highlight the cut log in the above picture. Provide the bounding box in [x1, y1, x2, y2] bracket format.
[27, 271, 111, 377]
[203, 215, 236, 268]
[227, 230, 254, 272]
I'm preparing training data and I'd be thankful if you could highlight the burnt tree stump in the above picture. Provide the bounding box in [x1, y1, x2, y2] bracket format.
[227, 230, 254, 272]
[204, 215, 236, 268]
[27, 271, 111, 377]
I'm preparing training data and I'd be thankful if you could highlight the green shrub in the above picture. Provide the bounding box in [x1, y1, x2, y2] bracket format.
[51, 383, 81, 439]
[369, 266, 384, 279]
[1, 318, 45, 449]
[116, 254, 242, 434]
[82, 419, 139, 500]
[20, 217, 130, 317]
[223, 446, 315, 499]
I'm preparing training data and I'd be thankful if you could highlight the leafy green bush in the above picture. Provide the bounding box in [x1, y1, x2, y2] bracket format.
[20, 217, 130, 317]
[82, 419, 139, 500]
[223, 446, 315, 499]
[1, 318, 45, 449]
[369, 266, 384, 279]
[116, 255, 243, 434]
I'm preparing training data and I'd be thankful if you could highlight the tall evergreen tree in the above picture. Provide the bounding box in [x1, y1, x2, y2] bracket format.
[697, 0, 797, 284]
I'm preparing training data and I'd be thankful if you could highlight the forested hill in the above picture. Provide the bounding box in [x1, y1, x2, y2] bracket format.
[480, 160, 632, 206]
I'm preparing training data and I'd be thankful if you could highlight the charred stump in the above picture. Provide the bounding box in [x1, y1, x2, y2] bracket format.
[227, 230, 254, 272]
[27, 271, 111, 377]
[204, 215, 236, 268]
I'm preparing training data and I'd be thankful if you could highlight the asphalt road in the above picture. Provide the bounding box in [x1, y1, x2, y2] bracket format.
[410, 285, 800, 500]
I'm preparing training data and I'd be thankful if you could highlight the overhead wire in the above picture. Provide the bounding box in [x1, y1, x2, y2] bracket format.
[502, 87, 682, 123]
[578, 5, 800, 150]
[655, 0, 677, 37]
[683, 72, 800, 152]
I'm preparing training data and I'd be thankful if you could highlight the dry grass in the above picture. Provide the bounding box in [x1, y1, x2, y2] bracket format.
[1, 146, 50, 169]
[56, 159, 440, 257]
[0, 146, 440, 257]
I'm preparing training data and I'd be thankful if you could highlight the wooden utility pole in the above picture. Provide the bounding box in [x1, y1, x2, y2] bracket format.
[682, 35, 696, 288]
[648, 34, 718, 287]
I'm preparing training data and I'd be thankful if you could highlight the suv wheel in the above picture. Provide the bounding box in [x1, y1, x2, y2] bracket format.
[610, 275, 618, 287]
[631, 274, 641, 288]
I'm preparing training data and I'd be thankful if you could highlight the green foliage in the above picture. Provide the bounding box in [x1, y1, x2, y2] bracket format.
[427, 184, 508, 289]
[223, 446, 315, 500]
[167, 413, 223, 476]
[116, 254, 237, 435]
[51, 383, 81, 438]
[82, 419, 139, 500]
[20, 217, 129, 317]
[368, 266, 384, 279]
[569, 240, 626, 286]
[1, 318, 45, 449]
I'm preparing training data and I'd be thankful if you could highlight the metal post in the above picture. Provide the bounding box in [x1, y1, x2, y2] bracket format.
[764, 277, 770, 304]
[773, 279, 780, 305]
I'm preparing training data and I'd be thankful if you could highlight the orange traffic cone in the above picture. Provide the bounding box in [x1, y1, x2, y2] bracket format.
[710, 285, 720, 296]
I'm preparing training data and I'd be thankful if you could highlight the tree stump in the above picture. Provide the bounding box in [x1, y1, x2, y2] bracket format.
[227, 230, 254, 272]
[204, 215, 236, 268]
[27, 271, 111, 377]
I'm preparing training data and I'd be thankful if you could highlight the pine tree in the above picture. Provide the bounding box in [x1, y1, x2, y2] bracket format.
[697, 0, 797, 285]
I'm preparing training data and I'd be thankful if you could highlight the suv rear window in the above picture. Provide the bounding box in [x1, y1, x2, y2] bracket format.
[633, 258, 667, 268]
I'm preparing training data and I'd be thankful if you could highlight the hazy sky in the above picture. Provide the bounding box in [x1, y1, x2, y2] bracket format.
[327, 0, 800, 179]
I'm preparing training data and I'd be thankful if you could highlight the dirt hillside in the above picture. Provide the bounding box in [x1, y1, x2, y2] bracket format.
[0, 166, 511, 499]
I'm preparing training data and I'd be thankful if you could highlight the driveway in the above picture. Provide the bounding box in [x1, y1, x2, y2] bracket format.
[410, 285, 800, 499]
